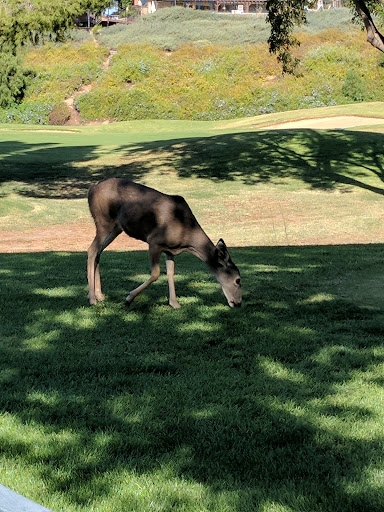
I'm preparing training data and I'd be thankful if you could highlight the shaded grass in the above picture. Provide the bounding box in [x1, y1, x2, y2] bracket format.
[2, 246, 384, 511]
[2, 106, 384, 199]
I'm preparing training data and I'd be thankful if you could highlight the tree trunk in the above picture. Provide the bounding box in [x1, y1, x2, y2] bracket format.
[352, 0, 384, 53]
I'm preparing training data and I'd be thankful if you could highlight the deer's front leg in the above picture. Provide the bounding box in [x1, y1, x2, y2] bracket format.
[87, 237, 101, 305]
[126, 246, 162, 306]
[166, 253, 181, 309]
[88, 226, 122, 305]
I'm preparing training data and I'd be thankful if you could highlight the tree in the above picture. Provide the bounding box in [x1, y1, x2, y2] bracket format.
[266, 0, 384, 73]
[0, 0, 111, 107]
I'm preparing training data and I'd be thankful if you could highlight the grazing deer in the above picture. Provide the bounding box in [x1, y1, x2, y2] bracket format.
[87, 178, 242, 308]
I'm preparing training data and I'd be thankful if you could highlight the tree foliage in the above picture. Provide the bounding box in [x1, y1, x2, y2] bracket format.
[0, 1, 111, 48]
[0, 0, 111, 107]
[0, 51, 26, 108]
[266, 0, 307, 73]
[267, 0, 384, 73]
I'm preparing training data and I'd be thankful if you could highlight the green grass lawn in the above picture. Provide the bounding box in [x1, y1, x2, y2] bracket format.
[2, 105, 384, 511]
[2, 103, 384, 244]
[2, 246, 384, 512]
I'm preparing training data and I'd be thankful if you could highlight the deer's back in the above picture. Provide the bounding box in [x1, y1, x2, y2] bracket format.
[88, 178, 200, 246]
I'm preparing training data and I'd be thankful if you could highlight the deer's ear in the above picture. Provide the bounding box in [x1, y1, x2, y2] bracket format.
[216, 239, 230, 265]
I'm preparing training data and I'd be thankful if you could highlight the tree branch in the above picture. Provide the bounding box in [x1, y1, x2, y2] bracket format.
[351, 0, 384, 52]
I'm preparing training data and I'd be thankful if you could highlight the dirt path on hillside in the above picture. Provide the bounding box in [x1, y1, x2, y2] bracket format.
[64, 37, 116, 126]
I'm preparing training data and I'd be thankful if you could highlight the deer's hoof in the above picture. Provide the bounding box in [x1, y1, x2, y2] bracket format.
[89, 293, 104, 305]
[169, 300, 181, 309]
[125, 294, 135, 306]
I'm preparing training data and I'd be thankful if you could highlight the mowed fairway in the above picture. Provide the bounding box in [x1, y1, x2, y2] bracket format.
[2, 104, 384, 512]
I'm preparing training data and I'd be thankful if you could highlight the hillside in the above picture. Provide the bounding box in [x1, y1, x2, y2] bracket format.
[2, 8, 384, 125]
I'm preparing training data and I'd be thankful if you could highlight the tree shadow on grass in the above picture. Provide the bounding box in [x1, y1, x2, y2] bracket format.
[164, 128, 384, 194]
[1, 245, 384, 510]
[0, 141, 144, 199]
[1, 128, 384, 198]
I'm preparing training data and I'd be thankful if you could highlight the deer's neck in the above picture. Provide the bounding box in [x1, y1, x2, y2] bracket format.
[187, 228, 217, 270]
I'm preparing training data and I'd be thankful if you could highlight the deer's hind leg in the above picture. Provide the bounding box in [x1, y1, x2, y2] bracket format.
[87, 224, 122, 304]
[125, 245, 162, 306]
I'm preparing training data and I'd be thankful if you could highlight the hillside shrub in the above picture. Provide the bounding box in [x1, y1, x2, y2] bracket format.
[341, 70, 367, 102]
[302, 43, 365, 79]
[23, 41, 108, 101]
[106, 45, 163, 85]
[299, 86, 337, 108]
[0, 101, 51, 124]
[48, 102, 71, 125]
[0, 52, 28, 108]
[67, 28, 95, 43]
[78, 32, 384, 123]
[77, 43, 276, 121]
[75, 88, 162, 121]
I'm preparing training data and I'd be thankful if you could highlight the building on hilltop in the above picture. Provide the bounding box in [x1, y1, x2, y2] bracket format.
[89, 0, 345, 19]
[132, 0, 344, 15]
[132, 0, 267, 14]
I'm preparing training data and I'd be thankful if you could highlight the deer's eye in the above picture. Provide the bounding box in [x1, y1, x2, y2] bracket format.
[235, 278, 241, 286]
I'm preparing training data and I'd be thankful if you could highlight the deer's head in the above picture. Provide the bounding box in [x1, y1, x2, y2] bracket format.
[213, 239, 242, 308]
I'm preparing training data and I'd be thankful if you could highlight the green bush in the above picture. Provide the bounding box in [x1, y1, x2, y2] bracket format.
[342, 70, 367, 102]
[0, 101, 52, 124]
[0, 51, 28, 107]
[303, 43, 364, 76]
[107, 45, 162, 84]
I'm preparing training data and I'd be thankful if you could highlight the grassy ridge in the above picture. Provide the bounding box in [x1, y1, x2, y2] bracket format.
[97, 7, 272, 50]
[80, 23, 384, 122]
